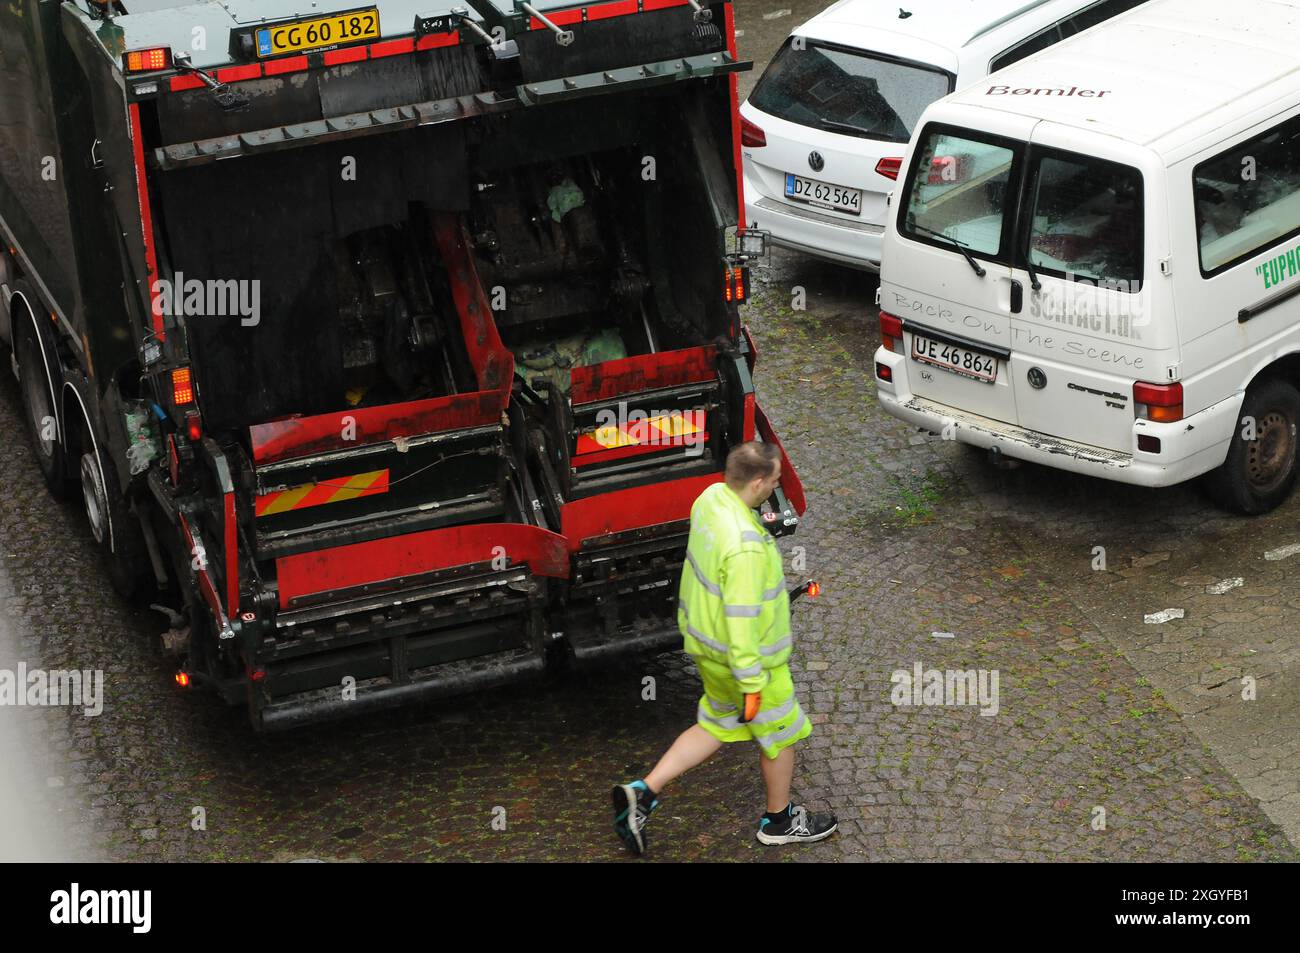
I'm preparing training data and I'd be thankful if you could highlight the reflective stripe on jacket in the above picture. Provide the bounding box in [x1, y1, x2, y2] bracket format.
[677, 482, 790, 694]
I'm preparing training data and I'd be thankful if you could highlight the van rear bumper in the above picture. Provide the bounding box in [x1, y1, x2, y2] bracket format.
[875, 349, 1241, 488]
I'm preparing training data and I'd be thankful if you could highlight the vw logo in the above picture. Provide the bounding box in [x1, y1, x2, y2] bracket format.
[1027, 367, 1047, 390]
[808, 151, 825, 172]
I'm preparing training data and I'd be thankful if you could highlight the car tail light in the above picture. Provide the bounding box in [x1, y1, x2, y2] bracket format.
[740, 115, 766, 148]
[928, 154, 972, 185]
[171, 367, 194, 406]
[879, 311, 904, 354]
[1134, 381, 1183, 423]
[1137, 434, 1162, 454]
[124, 47, 172, 73]
[875, 157, 903, 180]
[876, 362, 892, 382]
[186, 412, 202, 442]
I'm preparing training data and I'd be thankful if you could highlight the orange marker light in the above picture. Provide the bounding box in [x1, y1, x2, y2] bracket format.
[807, 581, 821, 599]
[124, 47, 172, 73]
[175, 671, 190, 688]
[172, 367, 194, 406]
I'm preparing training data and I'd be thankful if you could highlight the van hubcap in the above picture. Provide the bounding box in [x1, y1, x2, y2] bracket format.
[1245, 410, 1296, 493]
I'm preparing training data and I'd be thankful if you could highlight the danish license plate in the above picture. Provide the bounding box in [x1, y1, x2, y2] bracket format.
[255, 8, 380, 58]
[784, 174, 862, 215]
[911, 334, 998, 383]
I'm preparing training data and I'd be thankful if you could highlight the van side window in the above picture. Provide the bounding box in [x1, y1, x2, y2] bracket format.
[1194, 113, 1300, 276]
[1026, 152, 1144, 289]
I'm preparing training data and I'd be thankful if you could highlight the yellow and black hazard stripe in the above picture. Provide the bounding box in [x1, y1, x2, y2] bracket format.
[255, 469, 389, 518]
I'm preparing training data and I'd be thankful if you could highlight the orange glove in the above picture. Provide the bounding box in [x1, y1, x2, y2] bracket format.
[740, 692, 762, 724]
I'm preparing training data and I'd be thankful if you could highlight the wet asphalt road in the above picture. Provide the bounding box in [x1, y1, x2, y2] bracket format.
[1, 0, 1297, 862]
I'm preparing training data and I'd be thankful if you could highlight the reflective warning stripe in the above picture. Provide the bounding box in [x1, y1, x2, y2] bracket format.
[575, 410, 705, 455]
[256, 469, 389, 518]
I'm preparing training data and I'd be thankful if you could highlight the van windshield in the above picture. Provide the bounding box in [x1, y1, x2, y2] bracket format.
[900, 125, 1144, 289]
[749, 40, 952, 143]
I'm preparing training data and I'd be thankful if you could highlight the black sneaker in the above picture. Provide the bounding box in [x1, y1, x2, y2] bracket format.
[612, 780, 658, 855]
[756, 805, 838, 845]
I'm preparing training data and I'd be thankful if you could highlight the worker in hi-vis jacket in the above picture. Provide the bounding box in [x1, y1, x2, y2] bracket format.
[612, 441, 836, 854]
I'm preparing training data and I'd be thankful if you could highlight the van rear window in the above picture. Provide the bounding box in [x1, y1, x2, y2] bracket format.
[902, 131, 1017, 257]
[1194, 112, 1300, 276]
[1027, 152, 1143, 288]
[749, 40, 952, 144]
[900, 124, 1144, 289]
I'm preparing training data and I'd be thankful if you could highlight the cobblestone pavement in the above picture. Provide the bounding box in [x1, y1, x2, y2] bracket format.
[0, 0, 1296, 863]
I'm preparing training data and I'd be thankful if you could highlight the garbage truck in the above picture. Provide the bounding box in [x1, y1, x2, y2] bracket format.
[0, 0, 806, 729]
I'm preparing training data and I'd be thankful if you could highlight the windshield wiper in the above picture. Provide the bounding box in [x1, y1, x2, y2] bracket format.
[912, 223, 986, 278]
[818, 118, 869, 137]
[1023, 244, 1043, 291]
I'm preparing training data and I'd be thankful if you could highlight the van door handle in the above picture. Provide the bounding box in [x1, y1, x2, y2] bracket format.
[1009, 279, 1023, 314]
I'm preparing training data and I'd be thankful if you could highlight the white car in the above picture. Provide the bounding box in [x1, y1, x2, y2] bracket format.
[740, 0, 1148, 270]
[875, 0, 1300, 513]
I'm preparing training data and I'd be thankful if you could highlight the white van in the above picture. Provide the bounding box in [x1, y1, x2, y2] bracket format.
[740, 0, 1148, 270]
[874, 0, 1300, 513]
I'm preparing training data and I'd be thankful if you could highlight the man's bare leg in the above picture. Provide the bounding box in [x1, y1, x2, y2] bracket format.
[760, 746, 795, 813]
[644, 724, 723, 793]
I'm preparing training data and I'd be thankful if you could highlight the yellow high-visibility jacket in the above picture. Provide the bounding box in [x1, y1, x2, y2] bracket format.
[677, 482, 791, 694]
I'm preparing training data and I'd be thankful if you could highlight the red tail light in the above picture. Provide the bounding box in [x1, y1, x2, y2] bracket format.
[875, 157, 903, 180]
[740, 116, 767, 148]
[186, 413, 202, 442]
[1134, 381, 1183, 423]
[879, 311, 904, 354]
[175, 671, 190, 688]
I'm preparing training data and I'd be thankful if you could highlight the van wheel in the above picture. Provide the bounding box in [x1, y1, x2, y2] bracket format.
[80, 442, 152, 599]
[15, 306, 70, 499]
[1202, 378, 1300, 514]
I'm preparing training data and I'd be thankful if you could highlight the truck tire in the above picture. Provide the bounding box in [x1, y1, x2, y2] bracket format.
[65, 381, 154, 603]
[79, 440, 151, 599]
[1201, 377, 1300, 514]
[13, 293, 71, 499]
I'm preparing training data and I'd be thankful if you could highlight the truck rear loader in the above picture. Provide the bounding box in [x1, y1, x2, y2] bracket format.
[0, 0, 806, 729]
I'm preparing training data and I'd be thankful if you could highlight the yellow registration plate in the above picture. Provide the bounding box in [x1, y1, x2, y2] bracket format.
[255, 8, 381, 58]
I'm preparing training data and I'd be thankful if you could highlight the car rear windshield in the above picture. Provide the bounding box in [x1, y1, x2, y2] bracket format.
[749, 40, 952, 144]
[900, 124, 1144, 289]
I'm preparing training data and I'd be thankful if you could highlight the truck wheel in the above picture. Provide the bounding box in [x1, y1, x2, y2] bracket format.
[14, 302, 70, 499]
[1202, 378, 1300, 514]
[79, 442, 151, 599]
